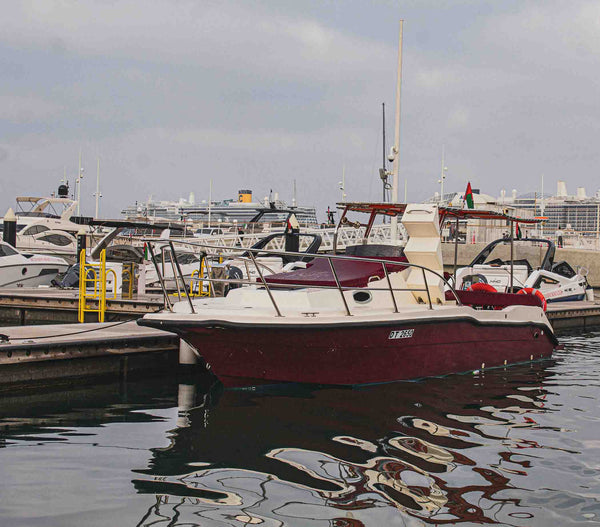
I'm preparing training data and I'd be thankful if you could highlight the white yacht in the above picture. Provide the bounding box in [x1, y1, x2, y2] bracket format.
[14, 183, 90, 234]
[0, 241, 69, 288]
[4, 183, 92, 258]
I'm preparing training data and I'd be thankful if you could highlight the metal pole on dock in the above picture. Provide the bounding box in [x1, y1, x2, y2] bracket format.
[3, 208, 17, 247]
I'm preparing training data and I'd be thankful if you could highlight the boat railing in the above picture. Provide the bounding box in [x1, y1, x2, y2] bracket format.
[114, 224, 396, 254]
[143, 239, 462, 316]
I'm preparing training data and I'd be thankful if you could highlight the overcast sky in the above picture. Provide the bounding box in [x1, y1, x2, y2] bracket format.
[2, 0, 599, 221]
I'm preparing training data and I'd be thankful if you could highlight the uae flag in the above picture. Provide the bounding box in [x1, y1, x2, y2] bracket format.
[515, 223, 522, 239]
[464, 182, 474, 209]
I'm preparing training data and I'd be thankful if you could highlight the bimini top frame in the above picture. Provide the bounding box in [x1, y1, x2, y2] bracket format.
[333, 202, 544, 254]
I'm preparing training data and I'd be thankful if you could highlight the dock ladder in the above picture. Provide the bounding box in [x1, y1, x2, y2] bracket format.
[78, 249, 115, 322]
[190, 256, 213, 297]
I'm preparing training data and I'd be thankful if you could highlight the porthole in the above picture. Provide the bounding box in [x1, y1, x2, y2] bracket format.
[353, 291, 372, 304]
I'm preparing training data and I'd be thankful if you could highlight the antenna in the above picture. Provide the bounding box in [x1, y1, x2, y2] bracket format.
[382, 102, 386, 202]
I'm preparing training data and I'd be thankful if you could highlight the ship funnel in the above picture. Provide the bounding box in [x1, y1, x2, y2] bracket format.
[238, 189, 252, 203]
[557, 180, 568, 197]
[576, 187, 587, 200]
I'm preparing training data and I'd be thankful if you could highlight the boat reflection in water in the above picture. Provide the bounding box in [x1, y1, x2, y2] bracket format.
[132, 358, 569, 526]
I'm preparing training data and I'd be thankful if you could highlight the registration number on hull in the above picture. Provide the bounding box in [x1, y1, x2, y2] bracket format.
[389, 329, 414, 340]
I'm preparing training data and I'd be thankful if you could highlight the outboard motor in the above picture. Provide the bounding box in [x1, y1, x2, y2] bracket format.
[52, 264, 80, 288]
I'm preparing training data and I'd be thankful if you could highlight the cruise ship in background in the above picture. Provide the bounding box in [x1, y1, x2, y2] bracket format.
[501, 181, 600, 236]
[428, 180, 600, 248]
[121, 189, 319, 228]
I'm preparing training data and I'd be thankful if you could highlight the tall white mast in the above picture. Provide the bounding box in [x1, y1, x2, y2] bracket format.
[390, 20, 404, 243]
[439, 145, 447, 204]
[339, 165, 347, 202]
[540, 174, 544, 238]
[208, 179, 212, 227]
[76, 149, 84, 215]
[95, 157, 100, 218]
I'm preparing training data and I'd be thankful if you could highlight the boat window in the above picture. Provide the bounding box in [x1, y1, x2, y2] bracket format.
[39, 234, 72, 246]
[0, 243, 18, 257]
[23, 225, 50, 235]
[551, 261, 576, 278]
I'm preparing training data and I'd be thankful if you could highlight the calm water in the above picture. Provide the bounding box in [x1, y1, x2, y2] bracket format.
[1, 331, 600, 526]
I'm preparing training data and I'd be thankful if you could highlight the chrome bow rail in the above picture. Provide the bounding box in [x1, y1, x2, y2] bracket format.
[143, 239, 462, 316]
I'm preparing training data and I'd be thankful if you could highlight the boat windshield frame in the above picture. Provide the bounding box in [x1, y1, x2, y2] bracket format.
[15, 197, 76, 219]
[469, 237, 555, 271]
[334, 202, 407, 253]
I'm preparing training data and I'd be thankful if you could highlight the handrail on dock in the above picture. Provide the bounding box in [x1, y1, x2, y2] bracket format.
[143, 239, 462, 317]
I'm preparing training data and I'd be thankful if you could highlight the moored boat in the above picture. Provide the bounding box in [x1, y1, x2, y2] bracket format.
[454, 236, 590, 302]
[0, 241, 69, 288]
[138, 204, 557, 385]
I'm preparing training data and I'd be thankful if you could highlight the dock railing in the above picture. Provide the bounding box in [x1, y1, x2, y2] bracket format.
[143, 239, 462, 317]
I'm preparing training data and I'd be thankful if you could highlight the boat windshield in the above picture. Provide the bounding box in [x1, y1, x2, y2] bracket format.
[15, 197, 73, 218]
[471, 239, 553, 272]
[0, 243, 18, 257]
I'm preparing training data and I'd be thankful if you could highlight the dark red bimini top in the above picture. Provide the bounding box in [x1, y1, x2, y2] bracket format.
[264, 256, 407, 288]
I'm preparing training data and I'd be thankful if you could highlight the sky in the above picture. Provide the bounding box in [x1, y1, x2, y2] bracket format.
[1, 0, 600, 222]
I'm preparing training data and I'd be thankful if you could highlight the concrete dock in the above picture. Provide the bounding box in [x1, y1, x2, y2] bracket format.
[0, 288, 165, 325]
[0, 321, 178, 389]
[546, 301, 600, 330]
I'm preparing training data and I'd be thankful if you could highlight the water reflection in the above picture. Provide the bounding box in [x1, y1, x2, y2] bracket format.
[130, 358, 585, 526]
[2, 334, 600, 526]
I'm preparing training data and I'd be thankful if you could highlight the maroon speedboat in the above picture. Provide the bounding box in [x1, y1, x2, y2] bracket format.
[139, 204, 557, 385]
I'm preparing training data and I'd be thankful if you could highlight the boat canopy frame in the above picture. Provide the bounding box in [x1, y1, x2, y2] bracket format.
[334, 202, 546, 292]
[143, 238, 462, 317]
